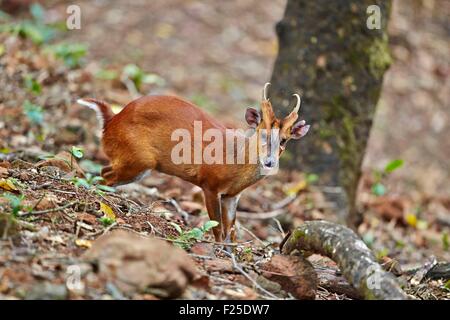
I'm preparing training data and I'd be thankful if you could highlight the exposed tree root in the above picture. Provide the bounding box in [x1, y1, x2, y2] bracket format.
[426, 263, 450, 280]
[281, 220, 410, 300]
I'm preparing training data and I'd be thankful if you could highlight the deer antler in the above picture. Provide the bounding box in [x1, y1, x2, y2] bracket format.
[262, 82, 271, 101]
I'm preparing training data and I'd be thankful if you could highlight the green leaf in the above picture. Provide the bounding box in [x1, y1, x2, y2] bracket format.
[376, 248, 389, 260]
[202, 220, 219, 232]
[384, 159, 404, 174]
[371, 182, 386, 196]
[306, 173, 319, 184]
[46, 43, 87, 68]
[169, 222, 183, 235]
[362, 232, 375, 248]
[23, 100, 44, 125]
[79, 159, 102, 174]
[122, 64, 142, 79]
[3, 193, 25, 216]
[186, 227, 204, 240]
[97, 185, 116, 193]
[99, 216, 115, 227]
[95, 69, 119, 80]
[91, 176, 104, 184]
[445, 279, 450, 290]
[24, 75, 42, 95]
[30, 3, 45, 22]
[142, 73, 165, 86]
[73, 178, 90, 189]
[0, 10, 11, 21]
[70, 146, 84, 159]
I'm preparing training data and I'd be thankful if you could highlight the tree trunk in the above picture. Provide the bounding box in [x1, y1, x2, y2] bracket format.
[269, 0, 392, 226]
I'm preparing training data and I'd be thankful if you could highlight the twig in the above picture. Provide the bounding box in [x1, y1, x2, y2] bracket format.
[272, 217, 286, 238]
[121, 76, 139, 99]
[156, 236, 251, 247]
[222, 250, 279, 300]
[86, 222, 118, 237]
[102, 222, 118, 235]
[16, 220, 37, 231]
[189, 253, 214, 260]
[28, 193, 46, 212]
[238, 224, 267, 247]
[106, 192, 141, 211]
[51, 189, 77, 195]
[271, 195, 296, 210]
[33, 182, 52, 190]
[20, 201, 78, 217]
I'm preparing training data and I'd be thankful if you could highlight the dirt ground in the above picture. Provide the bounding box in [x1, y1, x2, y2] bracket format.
[0, 0, 449, 300]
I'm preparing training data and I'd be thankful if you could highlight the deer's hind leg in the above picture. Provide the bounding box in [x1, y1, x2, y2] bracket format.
[203, 189, 223, 242]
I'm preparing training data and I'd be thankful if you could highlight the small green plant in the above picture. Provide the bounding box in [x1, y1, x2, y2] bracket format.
[40, 146, 84, 171]
[121, 64, 165, 91]
[23, 75, 42, 95]
[170, 220, 219, 249]
[371, 159, 404, 196]
[99, 216, 115, 227]
[70, 146, 84, 159]
[362, 232, 375, 248]
[0, 4, 60, 45]
[72, 173, 115, 195]
[2, 193, 26, 217]
[306, 173, 319, 184]
[68, 145, 84, 171]
[79, 159, 103, 174]
[45, 43, 87, 68]
[95, 68, 119, 80]
[23, 100, 44, 125]
[375, 248, 390, 260]
[242, 247, 252, 255]
[444, 279, 450, 291]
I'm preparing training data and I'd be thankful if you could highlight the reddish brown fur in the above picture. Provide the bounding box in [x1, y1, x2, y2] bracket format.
[82, 93, 308, 242]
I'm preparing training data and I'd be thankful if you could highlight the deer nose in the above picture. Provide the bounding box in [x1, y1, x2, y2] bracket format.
[264, 157, 275, 168]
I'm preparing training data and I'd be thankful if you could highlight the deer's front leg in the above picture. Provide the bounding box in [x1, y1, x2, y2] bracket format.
[220, 194, 240, 243]
[203, 189, 223, 242]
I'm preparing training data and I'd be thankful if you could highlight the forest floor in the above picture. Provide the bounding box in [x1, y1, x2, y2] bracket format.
[0, 1, 449, 300]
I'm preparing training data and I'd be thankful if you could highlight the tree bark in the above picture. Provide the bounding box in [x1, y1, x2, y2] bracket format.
[270, 0, 392, 226]
[281, 221, 410, 300]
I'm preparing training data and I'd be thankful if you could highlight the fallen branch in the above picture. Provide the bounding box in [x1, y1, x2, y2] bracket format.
[281, 220, 410, 300]
[314, 265, 363, 299]
[425, 262, 450, 281]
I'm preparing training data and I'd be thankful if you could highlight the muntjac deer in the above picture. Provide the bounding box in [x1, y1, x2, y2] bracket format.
[77, 83, 309, 244]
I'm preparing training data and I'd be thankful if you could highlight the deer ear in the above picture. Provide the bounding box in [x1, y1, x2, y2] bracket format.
[245, 107, 261, 128]
[291, 121, 310, 139]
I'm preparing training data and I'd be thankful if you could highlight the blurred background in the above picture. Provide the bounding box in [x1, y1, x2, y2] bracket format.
[29, 0, 450, 197]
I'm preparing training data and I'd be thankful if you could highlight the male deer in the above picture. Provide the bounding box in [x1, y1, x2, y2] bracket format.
[77, 83, 309, 243]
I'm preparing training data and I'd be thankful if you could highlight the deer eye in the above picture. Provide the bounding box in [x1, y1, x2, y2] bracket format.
[280, 138, 287, 145]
